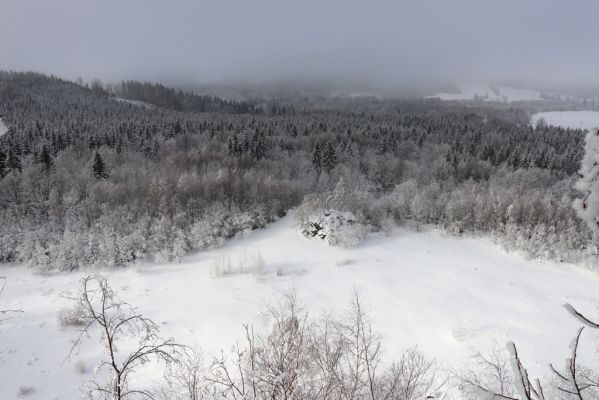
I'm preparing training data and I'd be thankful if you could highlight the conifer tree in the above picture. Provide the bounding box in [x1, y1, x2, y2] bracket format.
[312, 143, 322, 171]
[0, 149, 5, 178]
[322, 142, 338, 173]
[92, 152, 109, 180]
[38, 145, 53, 172]
[6, 149, 21, 173]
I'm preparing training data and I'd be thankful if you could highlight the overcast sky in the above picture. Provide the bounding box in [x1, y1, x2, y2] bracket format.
[1, 0, 598, 89]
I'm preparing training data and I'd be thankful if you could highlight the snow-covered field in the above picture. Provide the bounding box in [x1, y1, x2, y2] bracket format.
[113, 97, 155, 109]
[531, 110, 599, 131]
[1, 214, 598, 399]
[0, 118, 8, 136]
[431, 84, 544, 102]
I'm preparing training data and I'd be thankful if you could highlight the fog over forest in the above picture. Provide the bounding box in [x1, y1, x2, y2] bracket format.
[2, 0, 599, 91]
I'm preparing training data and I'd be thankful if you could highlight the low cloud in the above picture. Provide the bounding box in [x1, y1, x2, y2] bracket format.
[1, 0, 598, 89]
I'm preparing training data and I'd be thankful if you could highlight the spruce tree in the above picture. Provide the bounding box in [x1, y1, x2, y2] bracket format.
[0, 149, 5, 178]
[227, 137, 235, 157]
[92, 152, 109, 180]
[322, 142, 337, 173]
[6, 149, 21, 173]
[312, 143, 322, 171]
[38, 145, 53, 172]
[251, 132, 267, 161]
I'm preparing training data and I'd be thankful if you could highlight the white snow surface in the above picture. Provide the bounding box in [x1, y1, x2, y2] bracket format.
[1, 213, 598, 399]
[531, 110, 599, 131]
[0, 118, 8, 136]
[113, 97, 155, 109]
[432, 84, 543, 102]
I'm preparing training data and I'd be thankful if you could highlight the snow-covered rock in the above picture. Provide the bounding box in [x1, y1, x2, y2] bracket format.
[300, 210, 366, 247]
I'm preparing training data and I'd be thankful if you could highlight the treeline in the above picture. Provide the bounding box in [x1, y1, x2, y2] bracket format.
[116, 80, 260, 113]
[0, 71, 594, 271]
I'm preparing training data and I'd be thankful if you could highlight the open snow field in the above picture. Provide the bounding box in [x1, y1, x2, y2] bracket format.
[531, 110, 599, 131]
[1, 214, 598, 399]
[113, 97, 155, 109]
[431, 84, 543, 102]
[0, 118, 8, 136]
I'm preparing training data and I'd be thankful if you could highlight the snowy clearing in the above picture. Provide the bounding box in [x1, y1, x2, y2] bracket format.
[531, 110, 599, 131]
[0, 118, 8, 136]
[112, 97, 155, 109]
[431, 84, 544, 102]
[1, 213, 598, 399]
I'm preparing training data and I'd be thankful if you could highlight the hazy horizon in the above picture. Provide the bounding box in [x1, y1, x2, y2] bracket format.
[2, 0, 599, 91]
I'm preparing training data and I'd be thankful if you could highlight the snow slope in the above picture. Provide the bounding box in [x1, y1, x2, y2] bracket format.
[0, 118, 8, 136]
[531, 110, 599, 131]
[1, 214, 598, 399]
[432, 84, 543, 102]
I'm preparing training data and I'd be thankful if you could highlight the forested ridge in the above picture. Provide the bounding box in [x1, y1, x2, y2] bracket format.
[116, 80, 261, 113]
[0, 71, 593, 271]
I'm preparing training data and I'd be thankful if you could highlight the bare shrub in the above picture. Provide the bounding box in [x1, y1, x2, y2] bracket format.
[17, 386, 35, 397]
[162, 346, 208, 400]
[67, 274, 183, 400]
[209, 255, 233, 277]
[325, 293, 439, 400]
[206, 290, 439, 400]
[549, 324, 599, 400]
[57, 304, 87, 327]
[455, 343, 515, 398]
[208, 291, 311, 399]
[387, 346, 438, 400]
[209, 250, 265, 278]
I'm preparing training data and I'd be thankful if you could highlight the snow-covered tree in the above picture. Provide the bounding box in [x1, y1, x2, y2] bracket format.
[574, 128, 599, 244]
[322, 142, 338, 173]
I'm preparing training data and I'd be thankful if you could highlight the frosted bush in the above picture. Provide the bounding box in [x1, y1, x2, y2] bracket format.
[58, 304, 87, 327]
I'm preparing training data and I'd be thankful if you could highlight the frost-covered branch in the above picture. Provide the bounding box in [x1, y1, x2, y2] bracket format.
[66, 275, 183, 400]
